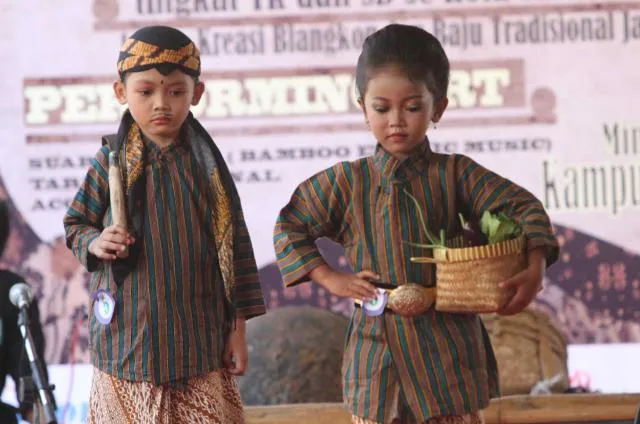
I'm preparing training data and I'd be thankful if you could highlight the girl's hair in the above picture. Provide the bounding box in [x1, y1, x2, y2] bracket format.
[355, 24, 450, 101]
[0, 200, 9, 257]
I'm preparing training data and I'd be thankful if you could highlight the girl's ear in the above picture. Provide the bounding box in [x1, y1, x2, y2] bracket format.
[432, 97, 449, 123]
[358, 98, 369, 126]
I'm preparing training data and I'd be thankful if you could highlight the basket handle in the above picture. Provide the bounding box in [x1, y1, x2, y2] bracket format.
[410, 257, 441, 264]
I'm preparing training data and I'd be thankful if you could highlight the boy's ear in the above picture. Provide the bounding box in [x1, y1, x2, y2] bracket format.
[432, 97, 449, 123]
[192, 82, 205, 106]
[113, 80, 127, 105]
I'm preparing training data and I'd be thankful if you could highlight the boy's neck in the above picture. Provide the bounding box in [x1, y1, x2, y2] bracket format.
[141, 131, 178, 149]
[149, 137, 176, 149]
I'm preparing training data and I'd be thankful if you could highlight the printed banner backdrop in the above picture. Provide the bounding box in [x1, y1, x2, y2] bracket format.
[1, 0, 639, 420]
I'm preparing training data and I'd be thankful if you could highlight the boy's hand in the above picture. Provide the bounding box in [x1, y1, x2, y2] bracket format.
[88, 225, 134, 260]
[223, 318, 248, 376]
[310, 265, 378, 302]
[498, 248, 546, 316]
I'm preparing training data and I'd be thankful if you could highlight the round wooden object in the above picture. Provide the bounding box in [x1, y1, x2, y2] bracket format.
[482, 308, 569, 395]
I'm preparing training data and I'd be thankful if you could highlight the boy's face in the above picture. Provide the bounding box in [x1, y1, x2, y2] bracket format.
[359, 65, 448, 160]
[113, 68, 204, 146]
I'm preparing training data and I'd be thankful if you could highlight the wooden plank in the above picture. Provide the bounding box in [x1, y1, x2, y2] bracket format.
[486, 394, 640, 423]
[245, 394, 640, 424]
[246, 403, 350, 424]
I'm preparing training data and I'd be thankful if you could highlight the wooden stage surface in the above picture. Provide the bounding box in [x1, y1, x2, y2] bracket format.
[245, 394, 640, 423]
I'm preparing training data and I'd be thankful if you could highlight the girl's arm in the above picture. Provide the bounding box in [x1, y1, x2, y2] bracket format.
[454, 154, 559, 266]
[274, 162, 354, 287]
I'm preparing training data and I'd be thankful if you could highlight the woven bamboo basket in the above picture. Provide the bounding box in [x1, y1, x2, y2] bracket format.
[412, 235, 527, 313]
[481, 308, 569, 395]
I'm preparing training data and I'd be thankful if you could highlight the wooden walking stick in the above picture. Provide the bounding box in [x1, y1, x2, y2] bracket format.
[108, 151, 129, 258]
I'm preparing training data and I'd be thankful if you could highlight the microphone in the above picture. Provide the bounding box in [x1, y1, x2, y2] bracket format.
[9, 282, 58, 423]
[9, 282, 33, 309]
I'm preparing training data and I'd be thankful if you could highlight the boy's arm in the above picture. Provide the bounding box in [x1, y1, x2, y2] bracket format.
[63, 146, 111, 272]
[454, 154, 559, 267]
[273, 163, 352, 287]
[233, 206, 266, 320]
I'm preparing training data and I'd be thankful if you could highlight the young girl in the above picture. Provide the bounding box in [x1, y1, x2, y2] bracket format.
[273, 24, 558, 424]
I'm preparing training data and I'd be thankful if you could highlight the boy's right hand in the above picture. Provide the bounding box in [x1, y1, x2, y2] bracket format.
[310, 264, 378, 302]
[88, 225, 134, 260]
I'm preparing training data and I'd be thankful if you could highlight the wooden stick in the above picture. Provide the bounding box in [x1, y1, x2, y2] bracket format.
[108, 152, 128, 258]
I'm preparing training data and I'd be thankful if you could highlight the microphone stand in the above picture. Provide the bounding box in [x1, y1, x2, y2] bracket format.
[16, 308, 57, 424]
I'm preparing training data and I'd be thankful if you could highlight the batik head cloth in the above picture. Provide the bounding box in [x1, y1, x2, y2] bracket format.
[117, 25, 200, 77]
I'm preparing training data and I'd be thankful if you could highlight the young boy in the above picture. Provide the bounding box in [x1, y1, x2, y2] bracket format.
[64, 26, 265, 423]
[273, 24, 559, 423]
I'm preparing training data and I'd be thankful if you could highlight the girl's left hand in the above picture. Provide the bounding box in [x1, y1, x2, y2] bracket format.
[223, 318, 248, 376]
[497, 248, 546, 316]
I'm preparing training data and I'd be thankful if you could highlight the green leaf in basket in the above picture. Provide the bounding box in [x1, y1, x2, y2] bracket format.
[402, 188, 446, 248]
[480, 211, 499, 241]
[403, 240, 442, 249]
[480, 210, 521, 244]
[492, 221, 513, 243]
[458, 213, 467, 228]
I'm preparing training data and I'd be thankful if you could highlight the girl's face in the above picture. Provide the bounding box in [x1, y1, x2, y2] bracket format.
[359, 65, 448, 160]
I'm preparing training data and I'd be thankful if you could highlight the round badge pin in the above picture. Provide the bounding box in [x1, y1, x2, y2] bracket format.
[363, 289, 388, 317]
[92, 289, 115, 325]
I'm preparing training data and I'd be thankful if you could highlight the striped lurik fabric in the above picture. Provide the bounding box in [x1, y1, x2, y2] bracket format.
[351, 410, 484, 423]
[64, 140, 265, 385]
[274, 139, 558, 422]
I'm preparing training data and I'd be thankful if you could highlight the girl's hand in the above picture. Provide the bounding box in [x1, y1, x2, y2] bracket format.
[498, 248, 546, 315]
[310, 265, 379, 302]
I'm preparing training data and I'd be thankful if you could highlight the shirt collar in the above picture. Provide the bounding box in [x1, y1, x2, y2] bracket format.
[143, 131, 187, 162]
[372, 136, 431, 184]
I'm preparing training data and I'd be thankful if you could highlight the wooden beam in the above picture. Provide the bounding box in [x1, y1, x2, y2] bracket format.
[246, 403, 349, 424]
[485, 394, 640, 423]
[245, 394, 640, 424]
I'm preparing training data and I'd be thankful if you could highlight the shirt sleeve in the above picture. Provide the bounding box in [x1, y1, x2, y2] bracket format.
[232, 203, 266, 320]
[63, 146, 110, 272]
[273, 162, 353, 287]
[454, 154, 559, 266]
